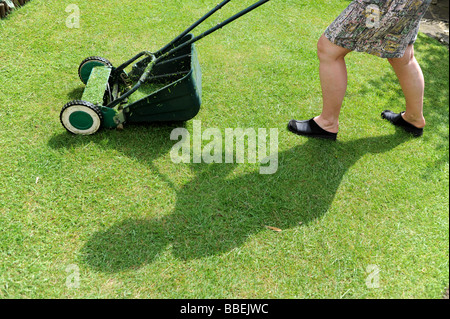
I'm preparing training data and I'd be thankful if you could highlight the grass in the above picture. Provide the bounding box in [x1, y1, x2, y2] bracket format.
[0, 0, 448, 298]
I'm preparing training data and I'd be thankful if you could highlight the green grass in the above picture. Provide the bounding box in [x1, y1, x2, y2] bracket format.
[0, 0, 448, 298]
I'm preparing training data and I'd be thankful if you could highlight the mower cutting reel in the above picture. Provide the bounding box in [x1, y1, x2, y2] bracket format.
[60, 0, 271, 135]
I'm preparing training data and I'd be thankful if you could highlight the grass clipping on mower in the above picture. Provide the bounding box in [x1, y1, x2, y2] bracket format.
[81, 66, 112, 106]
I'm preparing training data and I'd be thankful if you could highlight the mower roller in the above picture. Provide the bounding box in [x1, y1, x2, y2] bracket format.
[60, 0, 271, 135]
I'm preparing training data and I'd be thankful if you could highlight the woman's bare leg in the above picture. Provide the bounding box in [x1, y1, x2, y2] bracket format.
[313, 35, 352, 133]
[387, 44, 426, 128]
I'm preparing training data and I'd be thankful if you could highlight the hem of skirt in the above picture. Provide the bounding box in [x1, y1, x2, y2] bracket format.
[323, 33, 410, 59]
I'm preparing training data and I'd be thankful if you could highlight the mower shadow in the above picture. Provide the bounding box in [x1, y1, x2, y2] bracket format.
[67, 86, 85, 101]
[64, 131, 408, 273]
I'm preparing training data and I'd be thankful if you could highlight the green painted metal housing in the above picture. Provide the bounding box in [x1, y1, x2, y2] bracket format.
[124, 34, 202, 123]
[69, 111, 95, 130]
[101, 106, 119, 129]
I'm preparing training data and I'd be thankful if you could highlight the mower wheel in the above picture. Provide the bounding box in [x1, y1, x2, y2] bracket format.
[60, 100, 103, 135]
[78, 56, 113, 84]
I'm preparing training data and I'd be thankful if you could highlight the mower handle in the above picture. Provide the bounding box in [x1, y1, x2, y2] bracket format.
[106, 56, 156, 109]
[153, 0, 271, 65]
[106, 0, 271, 109]
[114, 0, 270, 76]
[114, 51, 154, 76]
[155, 0, 232, 57]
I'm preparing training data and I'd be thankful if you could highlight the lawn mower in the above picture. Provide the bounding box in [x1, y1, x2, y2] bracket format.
[60, 0, 271, 135]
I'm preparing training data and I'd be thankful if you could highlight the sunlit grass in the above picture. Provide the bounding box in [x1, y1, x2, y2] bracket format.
[0, 0, 448, 298]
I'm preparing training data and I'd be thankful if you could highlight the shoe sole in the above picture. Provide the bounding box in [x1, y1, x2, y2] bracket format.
[287, 123, 337, 141]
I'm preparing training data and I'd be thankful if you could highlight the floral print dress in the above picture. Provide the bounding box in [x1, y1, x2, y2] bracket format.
[324, 0, 432, 58]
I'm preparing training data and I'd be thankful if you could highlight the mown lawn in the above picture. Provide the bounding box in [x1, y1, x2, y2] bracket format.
[0, 0, 448, 298]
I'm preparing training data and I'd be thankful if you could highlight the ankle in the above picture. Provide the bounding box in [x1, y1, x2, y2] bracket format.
[314, 116, 339, 133]
[402, 112, 426, 128]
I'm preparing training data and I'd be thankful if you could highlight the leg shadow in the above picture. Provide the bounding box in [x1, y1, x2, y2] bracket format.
[80, 133, 408, 272]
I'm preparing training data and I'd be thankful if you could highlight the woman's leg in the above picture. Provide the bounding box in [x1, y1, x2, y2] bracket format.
[387, 44, 426, 129]
[313, 34, 352, 133]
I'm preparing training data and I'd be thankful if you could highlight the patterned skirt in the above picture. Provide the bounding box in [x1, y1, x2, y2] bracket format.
[324, 0, 432, 58]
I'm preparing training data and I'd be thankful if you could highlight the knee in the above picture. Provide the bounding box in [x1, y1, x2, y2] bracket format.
[317, 35, 347, 62]
[317, 36, 331, 61]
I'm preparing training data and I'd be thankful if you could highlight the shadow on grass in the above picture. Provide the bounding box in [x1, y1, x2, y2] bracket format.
[48, 34, 448, 274]
[359, 34, 449, 129]
[67, 87, 85, 101]
[50, 129, 408, 272]
[357, 33, 449, 172]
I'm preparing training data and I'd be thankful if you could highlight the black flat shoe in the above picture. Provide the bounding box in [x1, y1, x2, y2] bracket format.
[287, 118, 338, 141]
[381, 110, 424, 137]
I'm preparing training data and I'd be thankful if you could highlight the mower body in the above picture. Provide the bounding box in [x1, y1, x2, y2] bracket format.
[125, 34, 202, 124]
[61, 35, 202, 135]
[61, 0, 271, 135]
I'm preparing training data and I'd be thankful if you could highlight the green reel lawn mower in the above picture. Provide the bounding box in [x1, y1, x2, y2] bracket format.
[60, 0, 271, 135]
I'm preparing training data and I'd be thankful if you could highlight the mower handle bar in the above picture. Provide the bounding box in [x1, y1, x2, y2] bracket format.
[155, 0, 271, 60]
[156, 0, 233, 57]
[108, 0, 271, 109]
[115, 0, 270, 74]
